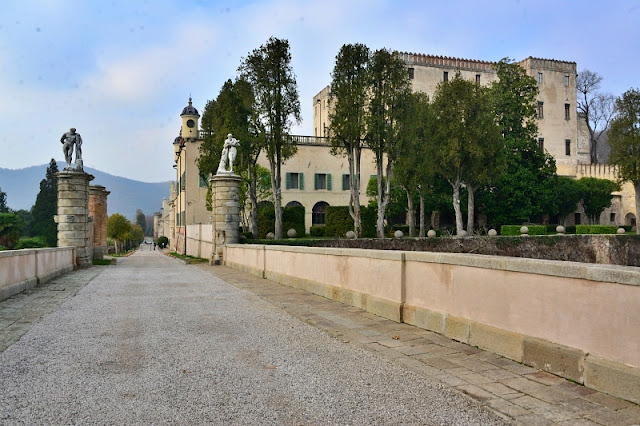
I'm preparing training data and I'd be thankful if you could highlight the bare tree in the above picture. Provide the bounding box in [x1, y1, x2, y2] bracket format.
[577, 70, 615, 164]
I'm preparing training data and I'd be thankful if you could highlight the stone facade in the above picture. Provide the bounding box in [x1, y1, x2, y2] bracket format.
[88, 185, 109, 259]
[55, 171, 94, 268]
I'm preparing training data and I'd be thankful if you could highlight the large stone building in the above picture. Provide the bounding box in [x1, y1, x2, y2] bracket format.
[158, 52, 636, 248]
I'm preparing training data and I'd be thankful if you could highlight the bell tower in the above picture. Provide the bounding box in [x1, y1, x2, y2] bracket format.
[180, 96, 200, 141]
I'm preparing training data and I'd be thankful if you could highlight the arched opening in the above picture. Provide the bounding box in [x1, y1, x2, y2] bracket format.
[312, 201, 329, 226]
[286, 201, 303, 208]
[625, 212, 636, 228]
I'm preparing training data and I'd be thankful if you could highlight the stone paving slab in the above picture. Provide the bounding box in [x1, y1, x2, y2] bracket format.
[0, 266, 105, 353]
[201, 264, 640, 426]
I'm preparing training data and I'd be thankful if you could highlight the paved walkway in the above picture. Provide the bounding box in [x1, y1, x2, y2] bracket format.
[0, 250, 638, 425]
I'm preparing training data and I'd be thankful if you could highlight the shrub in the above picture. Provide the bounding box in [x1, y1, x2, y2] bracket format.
[576, 225, 617, 234]
[325, 206, 352, 237]
[14, 236, 48, 249]
[500, 225, 548, 236]
[157, 236, 169, 248]
[258, 204, 305, 239]
[309, 226, 325, 237]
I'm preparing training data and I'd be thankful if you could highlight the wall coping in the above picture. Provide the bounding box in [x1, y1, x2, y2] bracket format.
[226, 244, 640, 287]
[0, 246, 76, 259]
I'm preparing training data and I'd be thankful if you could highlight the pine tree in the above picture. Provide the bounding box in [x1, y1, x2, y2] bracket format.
[31, 159, 59, 246]
[0, 187, 8, 213]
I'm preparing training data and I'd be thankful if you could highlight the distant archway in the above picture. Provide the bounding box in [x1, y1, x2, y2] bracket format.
[312, 201, 329, 226]
[625, 212, 636, 227]
[286, 201, 303, 208]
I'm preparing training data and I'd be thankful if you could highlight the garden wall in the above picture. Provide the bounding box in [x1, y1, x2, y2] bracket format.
[224, 244, 640, 404]
[0, 247, 76, 301]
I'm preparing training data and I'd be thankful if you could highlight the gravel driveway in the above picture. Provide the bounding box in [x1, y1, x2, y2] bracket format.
[0, 250, 506, 425]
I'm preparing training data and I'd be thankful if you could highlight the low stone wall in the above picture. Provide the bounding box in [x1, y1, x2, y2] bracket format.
[224, 244, 640, 404]
[186, 224, 213, 260]
[311, 234, 640, 266]
[0, 247, 76, 301]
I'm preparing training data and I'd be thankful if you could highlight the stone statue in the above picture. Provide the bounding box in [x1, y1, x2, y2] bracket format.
[60, 128, 83, 171]
[217, 133, 240, 174]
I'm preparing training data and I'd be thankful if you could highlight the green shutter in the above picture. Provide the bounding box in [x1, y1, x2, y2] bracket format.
[342, 174, 349, 190]
[314, 173, 319, 190]
[286, 172, 291, 190]
[327, 174, 332, 191]
[299, 173, 304, 190]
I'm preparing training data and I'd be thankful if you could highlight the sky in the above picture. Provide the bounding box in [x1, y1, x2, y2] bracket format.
[1, 0, 638, 182]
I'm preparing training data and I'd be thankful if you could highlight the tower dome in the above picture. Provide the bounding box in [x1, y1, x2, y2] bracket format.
[181, 96, 200, 117]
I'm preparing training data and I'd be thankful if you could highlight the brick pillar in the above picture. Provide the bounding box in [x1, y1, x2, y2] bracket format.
[210, 174, 241, 264]
[55, 171, 95, 268]
[89, 185, 110, 259]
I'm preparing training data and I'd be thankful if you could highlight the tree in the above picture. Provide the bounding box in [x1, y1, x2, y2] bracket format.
[239, 37, 301, 240]
[107, 213, 131, 254]
[136, 209, 146, 233]
[328, 43, 370, 237]
[0, 213, 21, 248]
[366, 48, 412, 237]
[577, 70, 616, 164]
[477, 59, 556, 227]
[578, 177, 621, 224]
[430, 73, 502, 235]
[31, 159, 58, 246]
[129, 223, 144, 245]
[0, 187, 8, 213]
[608, 88, 640, 225]
[550, 176, 585, 225]
[197, 78, 262, 237]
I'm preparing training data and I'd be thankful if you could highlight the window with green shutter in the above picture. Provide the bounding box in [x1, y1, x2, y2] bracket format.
[326, 174, 332, 191]
[286, 172, 291, 189]
[299, 173, 304, 190]
[342, 174, 350, 190]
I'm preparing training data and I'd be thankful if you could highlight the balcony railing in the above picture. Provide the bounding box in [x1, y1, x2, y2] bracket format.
[197, 131, 331, 146]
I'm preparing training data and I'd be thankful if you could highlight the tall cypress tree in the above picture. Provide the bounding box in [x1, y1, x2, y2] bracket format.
[31, 159, 58, 246]
[0, 187, 8, 213]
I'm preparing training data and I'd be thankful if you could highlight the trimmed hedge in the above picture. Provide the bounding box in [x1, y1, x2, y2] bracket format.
[324, 206, 377, 238]
[157, 236, 169, 248]
[576, 225, 617, 234]
[309, 226, 325, 237]
[14, 236, 48, 249]
[258, 204, 305, 238]
[500, 225, 548, 236]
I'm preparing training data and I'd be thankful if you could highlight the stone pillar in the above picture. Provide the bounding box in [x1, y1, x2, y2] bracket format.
[89, 185, 110, 259]
[55, 171, 94, 268]
[210, 174, 241, 264]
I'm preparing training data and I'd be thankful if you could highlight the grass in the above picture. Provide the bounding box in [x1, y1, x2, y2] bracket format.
[167, 252, 209, 264]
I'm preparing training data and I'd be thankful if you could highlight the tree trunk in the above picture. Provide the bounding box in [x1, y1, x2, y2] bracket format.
[419, 191, 425, 238]
[249, 164, 259, 238]
[348, 146, 362, 237]
[635, 181, 640, 233]
[376, 160, 385, 238]
[269, 158, 283, 240]
[451, 178, 464, 235]
[466, 184, 475, 235]
[405, 187, 415, 237]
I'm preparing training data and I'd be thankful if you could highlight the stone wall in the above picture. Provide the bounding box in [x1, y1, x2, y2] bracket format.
[224, 244, 640, 404]
[0, 247, 75, 301]
[89, 185, 109, 259]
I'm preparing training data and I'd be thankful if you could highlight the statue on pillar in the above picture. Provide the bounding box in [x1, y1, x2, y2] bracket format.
[216, 134, 240, 175]
[60, 127, 84, 171]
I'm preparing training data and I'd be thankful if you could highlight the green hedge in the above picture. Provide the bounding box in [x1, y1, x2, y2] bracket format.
[309, 226, 325, 237]
[500, 225, 548, 236]
[258, 204, 305, 238]
[324, 206, 376, 238]
[14, 236, 48, 249]
[157, 236, 169, 248]
[576, 225, 617, 234]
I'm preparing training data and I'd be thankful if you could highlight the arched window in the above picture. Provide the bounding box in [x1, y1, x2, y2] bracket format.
[625, 213, 637, 227]
[286, 201, 303, 208]
[312, 202, 329, 226]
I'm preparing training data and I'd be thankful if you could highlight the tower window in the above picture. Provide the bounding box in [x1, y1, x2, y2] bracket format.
[538, 72, 543, 83]
[476, 74, 480, 84]
[443, 71, 448, 82]
[538, 138, 544, 151]
[408, 68, 414, 80]
[186, 119, 195, 128]
[565, 139, 571, 156]
[537, 101, 544, 119]
[564, 75, 569, 86]
[565, 103, 570, 120]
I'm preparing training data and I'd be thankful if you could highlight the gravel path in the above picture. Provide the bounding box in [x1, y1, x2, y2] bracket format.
[0, 250, 507, 425]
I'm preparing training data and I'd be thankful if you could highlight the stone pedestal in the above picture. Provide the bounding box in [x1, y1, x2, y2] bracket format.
[89, 185, 110, 259]
[55, 171, 95, 268]
[210, 174, 241, 264]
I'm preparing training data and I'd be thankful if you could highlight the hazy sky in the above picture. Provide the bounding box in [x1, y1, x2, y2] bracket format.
[1, 0, 638, 182]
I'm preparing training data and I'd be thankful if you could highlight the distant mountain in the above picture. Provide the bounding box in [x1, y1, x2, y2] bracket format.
[0, 162, 170, 220]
